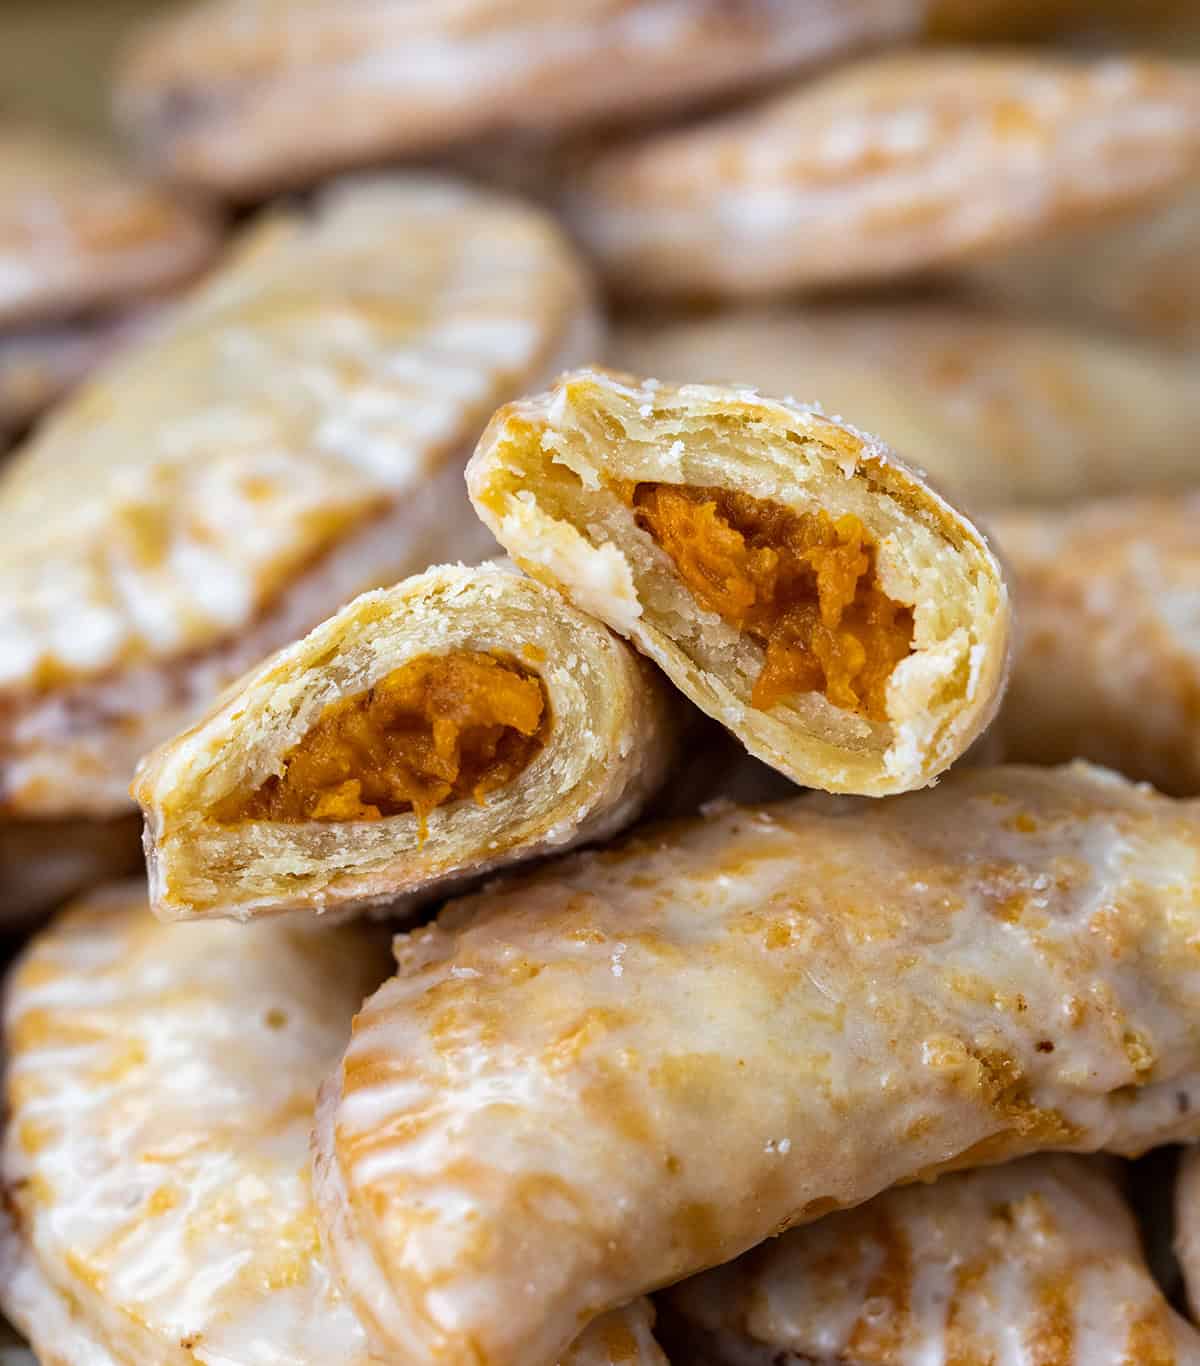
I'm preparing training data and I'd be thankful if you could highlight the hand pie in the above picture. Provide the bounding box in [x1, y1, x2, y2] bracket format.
[113, 0, 923, 197]
[562, 52, 1200, 299]
[315, 762, 1200, 1366]
[467, 368, 1010, 796]
[134, 562, 680, 923]
[0, 176, 595, 834]
[992, 493, 1200, 795]
[0, 885, 667, 1366]
[662, 1155, 1200, 1365]
[0, 815, 142, 928]
[613, 307, 1200, 510]
[966, 185, 1200, 349]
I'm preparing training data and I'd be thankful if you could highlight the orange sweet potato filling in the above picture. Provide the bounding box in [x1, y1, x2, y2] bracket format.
[631, 484, 914, 721]
[223, 652, 546, 831]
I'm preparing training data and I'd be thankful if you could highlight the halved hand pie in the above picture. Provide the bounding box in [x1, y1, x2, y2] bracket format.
[468, 368, 1009, 796]
[0, 886, 668, 1366]
[663, 1155, 1200, 1365]
[316, 762, 1200, 1366]
[135, 562, 679, 922]
[563, 51, 1200, 299]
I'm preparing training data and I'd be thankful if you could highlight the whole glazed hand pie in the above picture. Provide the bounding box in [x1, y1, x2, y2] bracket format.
[113, 0, 923, 198]
[0, 886, 665, 1366]
[612, 306, 1200, 509]
[315, 762, 1200, 1366]
[662, 1155, 1200, 1365]
[0, 175, 596, 832]
[562, 51, 1200, 300]
[134, 562, 680, 922]
[467, 368, 1010, 797]
[993, 493, 1200, 795]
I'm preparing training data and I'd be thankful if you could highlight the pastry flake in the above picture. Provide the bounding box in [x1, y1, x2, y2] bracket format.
[612, 306, 1200, 509]
[467, 368, 1010, 796]
[134, 562, 680, 922]
[663, 1154, 1200, 1365]
[114, 0, 925, 196]
[315, 762, 1200, 1366]
[0, 175, 597, 824]
[563, 51, 1200, 299]
[993, 492, 1200, 795]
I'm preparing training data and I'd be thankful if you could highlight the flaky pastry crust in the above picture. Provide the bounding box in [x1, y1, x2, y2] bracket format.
[467, 368, 1010, 796]
[134, 563, 679, 922]
[315, 762, 1200, 1366]
[564, 51, 1200, 299]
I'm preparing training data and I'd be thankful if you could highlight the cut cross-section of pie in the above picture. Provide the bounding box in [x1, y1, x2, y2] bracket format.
[467, 368, 1010, 796]
[134, 562, 680, 922]
[662, 1154, 1200, 1366]
[315, 762, 1200, 1366]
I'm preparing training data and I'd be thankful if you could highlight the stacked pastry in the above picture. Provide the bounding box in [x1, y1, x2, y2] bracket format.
[3, 1, 1200, 1363]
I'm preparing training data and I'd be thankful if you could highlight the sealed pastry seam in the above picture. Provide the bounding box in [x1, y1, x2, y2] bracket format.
[467, 368, 1010, 796]
[134, 562, 679, 921]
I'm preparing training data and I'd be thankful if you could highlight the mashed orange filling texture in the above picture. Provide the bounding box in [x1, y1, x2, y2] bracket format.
[224, 652, 547, 833]
[631, 484, 914, 721]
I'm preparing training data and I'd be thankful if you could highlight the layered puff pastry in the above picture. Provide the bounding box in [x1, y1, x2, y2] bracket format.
[613, 307, 1200, 509]
[0, 123, 218, 329]
[992, 493, 1200, 795]
[0, 176, 596, 831]
[467, 369, 1009, 797]
[0, 887, 667, 1366]
[315, 762, 1200, 1366]
[662, 1155, 1200, 1366]
[113, 0, 922, 198]
[134, 562, 680, 923]
[562, 52, 1200, 300]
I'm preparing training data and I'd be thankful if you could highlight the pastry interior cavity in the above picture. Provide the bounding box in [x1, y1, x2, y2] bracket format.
[628, 483, 914, 720]
[218, 652, 547, 832]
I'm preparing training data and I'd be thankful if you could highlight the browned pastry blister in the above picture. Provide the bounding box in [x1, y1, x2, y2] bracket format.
[114, 0, 924, 197]
[0, 173, 598, 922]
[562, 51, 1200, 300]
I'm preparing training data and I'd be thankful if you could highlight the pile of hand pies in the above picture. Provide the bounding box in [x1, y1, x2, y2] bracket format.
[4, 3, 1200, 1363]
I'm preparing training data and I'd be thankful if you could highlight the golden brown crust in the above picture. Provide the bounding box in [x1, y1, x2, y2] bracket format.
[114, 0, 922, 196]
[993, 493, 1200, 795]
[563, 51, 1200, 299]
[315, 762, 1200, 1366]
[467, 367, 1010, 796]
[0, 124, 219, 327]
[134, 563, 681, 923]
